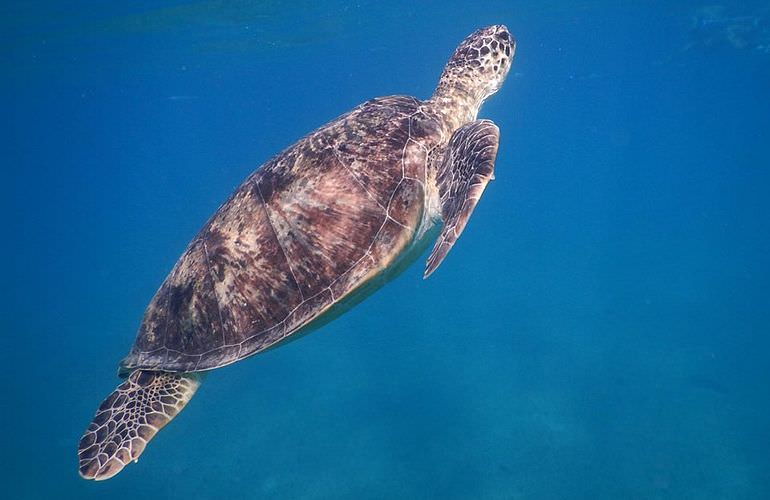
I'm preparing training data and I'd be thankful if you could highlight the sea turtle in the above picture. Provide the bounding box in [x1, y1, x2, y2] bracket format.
[78, 24, 515, 480]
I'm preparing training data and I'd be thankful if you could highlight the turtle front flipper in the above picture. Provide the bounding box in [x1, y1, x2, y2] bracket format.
[425, 119, 500, 278]
[78, 370, 200, 480]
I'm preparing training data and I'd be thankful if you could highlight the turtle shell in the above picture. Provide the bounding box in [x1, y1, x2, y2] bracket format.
[120, 96, 444, 373]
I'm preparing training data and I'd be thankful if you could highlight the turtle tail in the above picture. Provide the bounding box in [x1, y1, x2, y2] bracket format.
[77, 370, 201, 480]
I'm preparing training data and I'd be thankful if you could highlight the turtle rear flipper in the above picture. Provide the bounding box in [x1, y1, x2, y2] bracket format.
[78, 370, 200, 481]
[425, 119, 500, 278]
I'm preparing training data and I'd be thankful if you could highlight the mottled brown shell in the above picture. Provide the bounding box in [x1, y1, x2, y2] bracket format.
[121, 95, 444, 372]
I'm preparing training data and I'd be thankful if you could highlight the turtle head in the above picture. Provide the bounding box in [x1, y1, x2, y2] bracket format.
[432, 25, 515, 127]
[448, 25, 515, 96]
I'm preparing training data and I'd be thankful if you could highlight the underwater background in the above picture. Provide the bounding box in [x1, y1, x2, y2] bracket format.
[3, 0, 770, 498]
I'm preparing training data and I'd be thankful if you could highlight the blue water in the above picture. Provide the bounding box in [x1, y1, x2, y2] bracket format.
[4, 1, 770, 498]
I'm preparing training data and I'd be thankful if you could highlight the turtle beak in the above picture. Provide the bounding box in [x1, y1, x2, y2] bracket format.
[494, 25, 515, 55]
